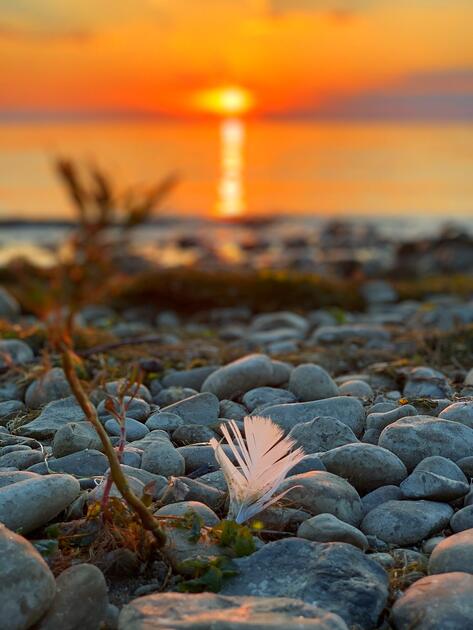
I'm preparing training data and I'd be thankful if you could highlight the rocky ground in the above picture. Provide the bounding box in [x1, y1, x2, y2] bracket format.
[1, 281, 473, 629]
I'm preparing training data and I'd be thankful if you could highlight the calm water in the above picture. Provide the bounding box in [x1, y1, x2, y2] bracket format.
[0, 120, 472, 219]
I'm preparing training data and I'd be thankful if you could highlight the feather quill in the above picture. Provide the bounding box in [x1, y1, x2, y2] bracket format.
[210, 415, 305, 524]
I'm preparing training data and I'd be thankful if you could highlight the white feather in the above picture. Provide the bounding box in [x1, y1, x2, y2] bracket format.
[210, 415, 305, 524]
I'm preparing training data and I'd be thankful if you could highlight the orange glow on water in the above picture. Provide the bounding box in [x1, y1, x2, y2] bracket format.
[216, 118, 246, 218]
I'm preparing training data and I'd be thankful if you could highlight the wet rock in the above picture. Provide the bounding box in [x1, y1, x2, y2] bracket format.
[429, 529, 473, 575]
[391, 572, 473, 630]
[0, 474, 80, 533]
[361, 500, 453, 546]
[0, 523, 56, 630]
[278, 471, 363, 526]
[320, 443, 407, 494]
[221, 538, 388, 629]
[118, 593, 349, 630]
[37, 563, 108, 630]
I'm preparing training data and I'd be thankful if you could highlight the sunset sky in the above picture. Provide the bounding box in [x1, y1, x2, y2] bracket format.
[0, 0, 472, 119]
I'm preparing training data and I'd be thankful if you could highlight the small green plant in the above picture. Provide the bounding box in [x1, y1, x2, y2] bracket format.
[177, 556, 239, 593]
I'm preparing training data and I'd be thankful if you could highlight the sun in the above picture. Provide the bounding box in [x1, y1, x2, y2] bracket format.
[192, 85, 255, 116]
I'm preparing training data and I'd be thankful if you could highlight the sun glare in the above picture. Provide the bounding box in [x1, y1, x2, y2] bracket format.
[193, 86, 255, 116]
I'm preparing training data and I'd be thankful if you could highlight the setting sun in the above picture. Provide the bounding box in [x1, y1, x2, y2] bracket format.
[192, 86, 255, 117]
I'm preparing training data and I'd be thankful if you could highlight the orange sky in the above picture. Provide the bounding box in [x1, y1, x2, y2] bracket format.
[0, 0, 472, 119]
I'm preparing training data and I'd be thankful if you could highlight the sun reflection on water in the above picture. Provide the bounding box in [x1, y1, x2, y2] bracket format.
[217, 118, 245, 218]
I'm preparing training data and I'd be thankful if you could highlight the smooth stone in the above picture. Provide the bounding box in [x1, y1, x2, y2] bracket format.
[365, 404, 418, 433]
[338, 380, 374, 398]
[400, 456, 469, 501]
[450, 506, 473, 533]
[29, 450, 108, 477]
[221, 538, 388, 629]
[248, 327, 304, 346]
[122, 447, 142, 468]
[113, 465, 167, 498]
[0, 400, 25, 424]
[403, 366, 452, 399]
[0, 340, 33, 369]
[251, 311, 309, 334]
[439, 401, 473, 428]
[97, 396, 150, 422]
[162, 366, 219, 391]
[104, 380, 152, 403]
[391, 572, 473, 630]
[153, 387, 198, 407]
[0, 523, 56, 630]
[161, 392, 219, 425]
[361, 485, 403, 516]
[288, 417, 358, 454]
[172, 424, 217, 445]
[177, 444, 221, 474]
[0, 381, 24, 402]
[312, 324, 390, 345]
[298, 513, 368, 550]
[288, 364, 339, 401]
[52, 422, 102, 458]
[118, 593, 349, 630]
[361, 500, 453, 546]
[457, 456, 473, 478]
[0, 470, 40, 488]
[378, 416, 473, 471]
[422, 536, 446, 554]
[0, 474, 80, 533]
[259, 396, 365, 436]
[37, 563, 108, 630]
[145, 411, 185, 432]
[24, 368, 72, 409]
[141, 440, 185, 477]
[89, 475, 145, 503]
[105, 418, 149, 441]
[278, 471, 363, 526]
[201, 353, 276, 400]
[429, 529, 473, 575]
[0, 450, 44, 470]
[159, 476, 225, 512]
[242, 387, 296, 412]
[17, 397, 87, 439]
[320, 443, 407, 494]
[288, 454, 326, 475]
[219, 399, 248, 420]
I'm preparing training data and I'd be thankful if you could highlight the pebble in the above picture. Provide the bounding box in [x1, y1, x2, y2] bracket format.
[297, 513, 369, 550]
[97, 396, 150, 422]
[0, 474, 80, 533]
[37, 563, 108, 630]
[361, 500, 453, 546]
[288, 416, 358, 453]
[260, 396, 365, 436]
[118, 592, 349, 630]
[338, 379, 374, 398]
[320, 443, 407, 494]
[378, 416, 473, 470]
[0, 400, 25, 424]
[439, 401, 473, 428]
[278, 471, 363, 526]
[201, 353, 278, 399]
[400, 456, 469, 501]
[17, 397, 87, 439]
[450, 505, 473, 533]
[429, 528, 473, 575]
[0, 339, 34, 369]
[391, 572, 473, 630]
[52, 422, 102, 458]
[0, 523, 56, 630]
[403, 366, 452, 399]
[172, 424, 217, 445]
[29, 449, 109, 477]
[288, 363, 339, 401]
[25, 368, 72, 409]
[312, 324, 390, 345]
[145, 411, 185, 432]
[141, 439, 185, 477]
[242, 387, 296, 411]
[153, 386, 198, 407]
[361, 485, 404, 516]
[161, 392, 219, 425]
[162, 366, 219, 391]
[105, 417, 150, 441]
[219, 399, 248, 420]
[0, 449, 44, 469]
[221, 538, 388, 629]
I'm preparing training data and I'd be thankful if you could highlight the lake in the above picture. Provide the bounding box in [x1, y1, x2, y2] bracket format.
[0, 120, 472, 221]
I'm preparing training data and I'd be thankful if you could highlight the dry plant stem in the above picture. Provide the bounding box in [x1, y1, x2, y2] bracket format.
[61, 346, 166, 546]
